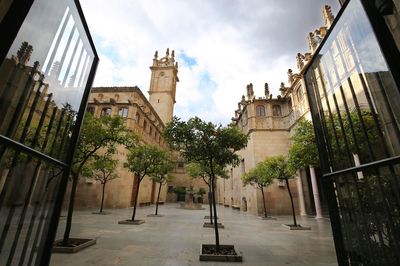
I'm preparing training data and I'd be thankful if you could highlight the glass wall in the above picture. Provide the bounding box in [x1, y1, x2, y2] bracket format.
[305, 0, 400, 265]
[0, 0, 97, 265]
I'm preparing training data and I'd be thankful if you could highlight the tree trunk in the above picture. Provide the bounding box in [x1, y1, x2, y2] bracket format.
[285, 177, 297, 226]
[208, 185, 213, 224]
[100, 182, 106, 213]
[261, 187, 267, 218]
[131, 175, 141, 221]
[63, 173, 79, 245]
[155, 182, 162, 215]
[211, 177, 220, 252]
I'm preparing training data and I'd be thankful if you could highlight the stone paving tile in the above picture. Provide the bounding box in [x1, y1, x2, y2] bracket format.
[51, 203, 337, 266]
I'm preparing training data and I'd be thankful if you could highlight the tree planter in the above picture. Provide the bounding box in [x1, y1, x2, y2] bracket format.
[203, 222, 224, 229]
[147, 214, 164, 217]
[178, 202, 204, 210]
[282, 224, 311, 230]
[53, 238, 96, 253]
[199, 244, 242, 262]
[260, 216, 277, 220]
[92, 211, 111, 215]
[204, 216, 218, 219]
[118, 219, 145, 225]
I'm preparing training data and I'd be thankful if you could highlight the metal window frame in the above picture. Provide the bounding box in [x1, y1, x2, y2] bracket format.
[303, 1, 400, 265]
[0, 0, 99, 265]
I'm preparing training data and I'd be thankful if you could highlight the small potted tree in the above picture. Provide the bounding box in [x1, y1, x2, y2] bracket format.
[164, 116, 248, 262]
[186, 162, 227, 226]
[269, 155, 310, 230]
[242, 159, 275, 220]
[83, 152, 118, 215]
[148, 153, 174, 217]
[119, 144, 166, 225]
[196, 187, 206, 203]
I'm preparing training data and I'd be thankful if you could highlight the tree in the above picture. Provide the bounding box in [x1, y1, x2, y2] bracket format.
[288, 118, 318, 170]
[149, 152, 174, 216]
[186, 162, 227, 224]
[82, 152, 118, 213]
[197, 187, 207, 201]
[124, 144, 167, 221]
[164, 116, 248, 252]
[287, 118, 322, 218]
[242, 160, 275, 218]
[62, 113, 135, 245]
[267, 155, 297, 226]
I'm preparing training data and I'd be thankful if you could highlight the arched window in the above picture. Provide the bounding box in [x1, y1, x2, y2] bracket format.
[118, 107, 129, 117]
[135, 112, 141, 124]
[272, 105, 282, 116]
[297, 86, 303, 102]
[100, 107, 112, 116]
[256, 105, 266, 117]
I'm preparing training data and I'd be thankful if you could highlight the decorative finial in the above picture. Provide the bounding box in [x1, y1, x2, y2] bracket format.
[171, 50, 175, 58]
[166, 48, 169, 56]
[264, 83, 269, 97]
[287, 69, 293, 84]
[322, 5, 335, 27]
[154, 50, 158, 59]
[296, 53, 305, 71]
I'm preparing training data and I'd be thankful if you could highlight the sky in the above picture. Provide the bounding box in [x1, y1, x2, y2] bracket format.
[80, 0, 341, 125]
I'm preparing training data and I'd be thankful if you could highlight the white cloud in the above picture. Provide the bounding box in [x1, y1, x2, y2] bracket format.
[80, 0, 340, 125]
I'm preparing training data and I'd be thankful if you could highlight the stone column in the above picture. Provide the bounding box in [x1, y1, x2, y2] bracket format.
[310, 166, 323, 219]
[296, 170, 307, 216]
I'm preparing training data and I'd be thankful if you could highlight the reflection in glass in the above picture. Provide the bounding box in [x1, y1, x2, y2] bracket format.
[0, 0, 95, 162]
[0, 0, 97, 264]
[0, 148, 64, 265]
[305, 0, 400, 264]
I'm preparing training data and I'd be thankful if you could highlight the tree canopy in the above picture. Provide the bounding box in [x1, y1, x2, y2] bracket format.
[242, 160, 275, 189]
[164, 116, 248, 173]
[288, 118, 318, 171]
[124, 144, 168, 181]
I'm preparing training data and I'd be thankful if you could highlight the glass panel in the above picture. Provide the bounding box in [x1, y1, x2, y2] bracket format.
[304, 0, 400, 264]
[0, 0, 95, 162]
[305, 0, 400, 172]
[0, 147, 65, 265]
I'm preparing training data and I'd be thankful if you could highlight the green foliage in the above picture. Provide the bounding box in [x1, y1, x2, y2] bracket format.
[73, 113, 136, 175]
[81, 152, 118, 184]
[327, 110, 380, 167]
[124, 144, 168, 181]
[173, 186, 186, 194]
[288, 118, 319, 171]
[186, 162, 228, 186]
[148, 149, 174, 185]
[164, 116, 248, 179]
[264, 155, 295, 181]
[242, 159, 275, 190]
[197, 187, 207, 196]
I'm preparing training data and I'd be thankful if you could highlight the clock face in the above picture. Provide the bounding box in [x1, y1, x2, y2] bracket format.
[159, 71, 165, 77]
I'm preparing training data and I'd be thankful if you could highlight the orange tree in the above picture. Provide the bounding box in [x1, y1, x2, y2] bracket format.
[164, 116, 248, 252]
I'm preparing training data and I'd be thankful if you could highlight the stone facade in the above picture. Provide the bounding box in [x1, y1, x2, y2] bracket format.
[216, 5, 337, 216]
[73, 86, 170, 209]
[72, 49, 209, 210]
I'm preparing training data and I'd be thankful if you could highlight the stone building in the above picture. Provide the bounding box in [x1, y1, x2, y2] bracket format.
[216, 5, 337, 217]
[72, 49, 209, 210]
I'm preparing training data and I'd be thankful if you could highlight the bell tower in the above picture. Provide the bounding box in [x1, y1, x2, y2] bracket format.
[148, 48, 179, 125]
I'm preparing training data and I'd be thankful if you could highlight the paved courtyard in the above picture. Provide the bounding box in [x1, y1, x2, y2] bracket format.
[51, 203, 337, 266]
